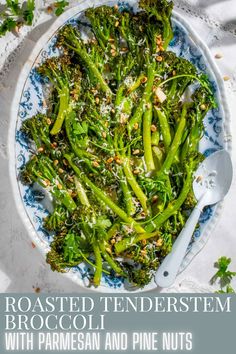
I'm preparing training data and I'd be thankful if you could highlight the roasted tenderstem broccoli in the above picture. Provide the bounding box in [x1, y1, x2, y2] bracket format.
[20, 0, 216, 288]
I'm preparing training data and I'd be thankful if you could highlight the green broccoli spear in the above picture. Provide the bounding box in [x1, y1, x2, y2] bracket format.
[20, 155, 76, 212]
[57, 25, 112, 96]
[21, 113, 51, 149]
[37, 55, 81, 135]
[139, 0, 174, 49]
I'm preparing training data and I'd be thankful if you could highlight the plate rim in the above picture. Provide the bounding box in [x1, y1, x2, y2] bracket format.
[8, 1, 232, 293]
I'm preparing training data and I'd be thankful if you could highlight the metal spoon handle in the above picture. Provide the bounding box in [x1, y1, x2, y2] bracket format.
[155, 206, 202, 288]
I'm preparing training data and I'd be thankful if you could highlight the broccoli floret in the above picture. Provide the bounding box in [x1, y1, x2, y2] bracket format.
[44, 205, 69, 231]
[121, 242, 160, 287]
[126, 265, 156, 288]
[160, 232, 173, 256]
[46, 231, 85, 272]
[182, 190, 197, 210]
[21, 114, 52, 149]
[46, 248, 67, 272]
[158, 52, 197, 105]
[85, 6, 120, 51]
[192, 84, 216, 112]
[57, 24, 112, 96]
[118, 10, 147, 57]
[139, 0, 174, 49]
[20, 155, 77, 212]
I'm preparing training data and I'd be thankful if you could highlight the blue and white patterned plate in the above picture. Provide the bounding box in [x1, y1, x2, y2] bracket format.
[9, 0, 231, 292]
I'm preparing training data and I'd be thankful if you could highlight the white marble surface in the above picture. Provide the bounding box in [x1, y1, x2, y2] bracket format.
[0, 0, 235, 293]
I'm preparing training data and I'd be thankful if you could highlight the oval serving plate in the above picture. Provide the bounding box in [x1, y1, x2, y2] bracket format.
[9, 0, 231, 292]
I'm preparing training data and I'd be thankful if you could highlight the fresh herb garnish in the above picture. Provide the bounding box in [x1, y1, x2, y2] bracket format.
[0, 0, 35, 36]
[211, 256, 236, 293]
[0, 18, 17, 37]
[6, 0, 21, 16]
[54, 1, 69, 17]
[23, 0, 35, 26]
[0, 0, 70, 38]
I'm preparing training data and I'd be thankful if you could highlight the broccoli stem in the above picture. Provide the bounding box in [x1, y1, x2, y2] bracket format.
[99, 241, 126, 276]
[64, 154, 145, 234]
[77, 249, 110, 275]
[115, 85, 125, 106]
[143, 103, 155, 172]
[128, 62, 156, 130]
[157, 104, 188, 177]
[92, 242, 102, 286]
[152, 146, 164, 170]
[187, 108, 205, 155]
[74, 176, 90, 207]
[159, 74, 212, 94]
[152, 146, 164, 161]
[162, 17, 173, 49]
[118, 168, 136, 216]
[115, 166, 192, 253]
[50, 87, 70, 135]
[114, 130, 141, 216]
[168, 78, 177, 99]
[151, 130, 160, 146]
[181, 135, 190, 163]
[121, 97, 132, 115]
[123, 157, 148, 213]
[27, 120, 41, 149]
[181, 114, 203, 163]
[77, 51, 111, 96]
[105, 222, 120, 241]
[154, 107, 172, 152]
[127, 73, 146, 94]
[114, 85, 132, 122]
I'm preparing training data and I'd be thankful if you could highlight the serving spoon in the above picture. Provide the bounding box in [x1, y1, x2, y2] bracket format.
[155, 149, 233, 288]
